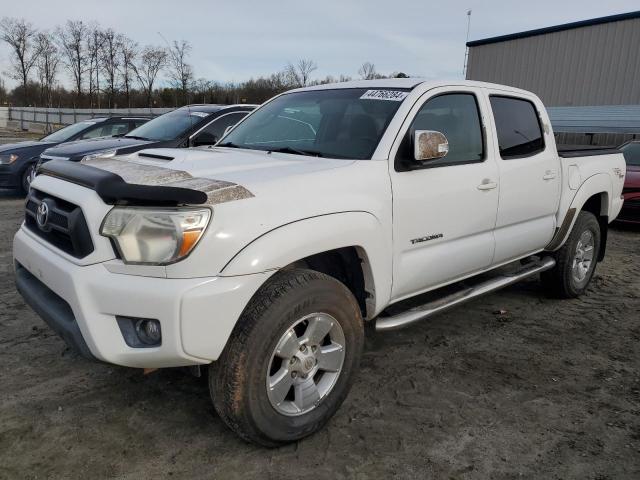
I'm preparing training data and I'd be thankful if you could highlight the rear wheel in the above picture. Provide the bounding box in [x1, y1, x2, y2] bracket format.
[209, 269, 364, 447]
[542, 211, 601, 298]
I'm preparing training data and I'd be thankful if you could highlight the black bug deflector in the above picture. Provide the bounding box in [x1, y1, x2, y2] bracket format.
[39, 160, 208, 206]
[38, 159, 254, 206]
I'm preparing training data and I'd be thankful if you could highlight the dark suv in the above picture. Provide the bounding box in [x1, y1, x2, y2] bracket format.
[0, 116, 149, 193]
[38, 104, 255, 170]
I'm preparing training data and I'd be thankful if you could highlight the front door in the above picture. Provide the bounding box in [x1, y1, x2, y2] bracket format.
[390, 87, 500, 301]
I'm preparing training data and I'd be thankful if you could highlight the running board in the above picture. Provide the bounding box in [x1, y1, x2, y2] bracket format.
[375, 257, 556, 332]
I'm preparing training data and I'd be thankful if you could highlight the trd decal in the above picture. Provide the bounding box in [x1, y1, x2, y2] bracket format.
[410, 233, 443, 244]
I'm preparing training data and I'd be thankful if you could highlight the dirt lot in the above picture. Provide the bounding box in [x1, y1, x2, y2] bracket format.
[0, 138, 639, 478]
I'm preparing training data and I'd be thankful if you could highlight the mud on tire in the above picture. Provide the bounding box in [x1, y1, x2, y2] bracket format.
[209, 268, 364, 447]
[542, 211, 601, 298]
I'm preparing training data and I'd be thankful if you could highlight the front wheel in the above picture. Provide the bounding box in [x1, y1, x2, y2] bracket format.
[542, 211, 601, 298]
[209, 269, 364, 447]
[21, 164, 35, 195]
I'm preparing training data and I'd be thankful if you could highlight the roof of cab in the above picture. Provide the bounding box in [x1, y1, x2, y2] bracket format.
[292, 78, 536, 97]
[176, 104, 257, 113]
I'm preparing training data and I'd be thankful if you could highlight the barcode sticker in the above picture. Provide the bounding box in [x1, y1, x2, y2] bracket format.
[360, 90, 409, 101]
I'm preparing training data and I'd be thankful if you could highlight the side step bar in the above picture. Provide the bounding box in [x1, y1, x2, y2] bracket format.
[375, 257, 556, 332]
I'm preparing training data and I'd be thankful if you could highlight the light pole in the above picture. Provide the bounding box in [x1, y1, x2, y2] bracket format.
[462, 9, 473, 77]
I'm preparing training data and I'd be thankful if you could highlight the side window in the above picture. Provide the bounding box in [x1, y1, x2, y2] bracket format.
[622, 143, 640, 166]
[489, 96, 544, 159]
[79, 122, 129, 139]
[193, 113, 247, 146]
[133, 120, 148, 129]
[397, 93, 484, 168]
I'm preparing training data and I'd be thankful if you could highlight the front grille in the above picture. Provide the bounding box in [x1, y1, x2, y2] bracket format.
[25, 189, 94, 258]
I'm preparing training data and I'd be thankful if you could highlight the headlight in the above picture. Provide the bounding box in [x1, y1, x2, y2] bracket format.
[81, 149, 117, 162]
[0, 153, 18, 165]
[101, 207, 211, 265]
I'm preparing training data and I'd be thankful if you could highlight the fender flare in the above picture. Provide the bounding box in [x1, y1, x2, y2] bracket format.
[220, 211, 392, 317]
[546, 173, 611, 252]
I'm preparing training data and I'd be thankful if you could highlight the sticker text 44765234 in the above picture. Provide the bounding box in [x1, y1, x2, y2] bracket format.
[360, 90, 409, 101]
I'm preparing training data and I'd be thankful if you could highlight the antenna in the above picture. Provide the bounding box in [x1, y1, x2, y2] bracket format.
[462, 9, 473, 77]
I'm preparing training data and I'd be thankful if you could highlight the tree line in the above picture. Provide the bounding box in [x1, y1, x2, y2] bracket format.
[0, 17, 408, 109]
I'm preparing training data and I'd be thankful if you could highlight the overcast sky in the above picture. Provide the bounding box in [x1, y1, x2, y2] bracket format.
[1, 0, 638, 89]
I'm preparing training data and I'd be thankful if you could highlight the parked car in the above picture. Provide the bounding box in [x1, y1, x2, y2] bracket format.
[36, 105, 256, 170]
[14, 79, 626, 446]
[618, 140, 640, 223]
[0, 116, 148, 193]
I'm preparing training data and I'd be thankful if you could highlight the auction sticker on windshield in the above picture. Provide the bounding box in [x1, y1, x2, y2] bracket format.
[360, 90, 409, 101]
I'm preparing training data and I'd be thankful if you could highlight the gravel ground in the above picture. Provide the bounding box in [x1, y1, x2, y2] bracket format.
[0, 132, 639, 479]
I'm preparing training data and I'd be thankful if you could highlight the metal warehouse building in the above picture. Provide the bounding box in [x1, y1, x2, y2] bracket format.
[465, 11, 640, 145]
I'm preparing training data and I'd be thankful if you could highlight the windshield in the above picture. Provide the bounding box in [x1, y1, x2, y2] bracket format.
[41, 121, 98, 142]
[220, 88, 409, 159]
[622, 142, 640, 166]
[126, 109, 210, 141]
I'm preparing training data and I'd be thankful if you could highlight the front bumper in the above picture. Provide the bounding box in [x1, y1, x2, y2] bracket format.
[14, 227, 273, 368]
[0, 163, 22, 188]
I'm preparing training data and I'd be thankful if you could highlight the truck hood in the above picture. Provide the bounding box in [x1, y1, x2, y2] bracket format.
[82, 146, 356, 205]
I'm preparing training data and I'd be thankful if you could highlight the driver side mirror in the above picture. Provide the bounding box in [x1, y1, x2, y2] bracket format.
[414, 130, 449, 161]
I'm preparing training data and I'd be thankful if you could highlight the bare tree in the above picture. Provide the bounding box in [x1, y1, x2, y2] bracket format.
[358, 61, 377, 80]
[86, 24, 104, 107]
[100, 28, 121, 107]
[35, 32, 59, 107]
[57, 20, 88, 101]
[118, 35, 137, 108]
[193, 77, 212, 103]
[132, 45, 167, 107]
[166, 39, 194, 105]
[285, 59, 317, 87]
[0, 17, 40, 105]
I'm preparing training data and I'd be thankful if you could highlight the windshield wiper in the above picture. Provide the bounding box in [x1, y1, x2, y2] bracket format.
[268, 146, 323, 157]
[124, 135, 150, 141]
[217, 142, 241, 148]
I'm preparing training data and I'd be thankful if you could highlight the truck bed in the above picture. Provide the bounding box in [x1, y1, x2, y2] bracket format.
[557, 145, 620, 158]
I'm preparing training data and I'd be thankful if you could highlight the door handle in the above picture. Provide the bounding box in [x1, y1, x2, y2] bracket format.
[543, 170, 557, 180]
[477, 179, 498, 191]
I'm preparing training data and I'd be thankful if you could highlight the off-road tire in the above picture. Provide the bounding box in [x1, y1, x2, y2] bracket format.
[209, 268, 364, 447]
[542, 211, 601, 298]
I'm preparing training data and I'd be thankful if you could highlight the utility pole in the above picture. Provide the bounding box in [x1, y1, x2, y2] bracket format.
[462, 9, 473, 77]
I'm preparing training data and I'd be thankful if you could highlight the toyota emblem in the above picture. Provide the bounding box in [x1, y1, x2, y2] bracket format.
[36, 202, 50, 229]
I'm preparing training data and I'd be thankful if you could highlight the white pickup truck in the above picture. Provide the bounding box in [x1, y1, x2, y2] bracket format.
[14, 79, 626, 446]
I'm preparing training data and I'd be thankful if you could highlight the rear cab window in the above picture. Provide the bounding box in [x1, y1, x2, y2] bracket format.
[489, 95, 545, 159]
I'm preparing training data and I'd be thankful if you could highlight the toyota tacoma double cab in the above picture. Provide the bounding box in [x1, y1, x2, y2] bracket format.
[14, 79, 626, 446]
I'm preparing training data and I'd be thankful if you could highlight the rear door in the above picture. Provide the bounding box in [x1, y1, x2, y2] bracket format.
[389, 86, 500, 301]
[485, 91, 561, 263]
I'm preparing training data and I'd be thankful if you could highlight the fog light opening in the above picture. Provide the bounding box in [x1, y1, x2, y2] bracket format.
[135, 319, 162, 346]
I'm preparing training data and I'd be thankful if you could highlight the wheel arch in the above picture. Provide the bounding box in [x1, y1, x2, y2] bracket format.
[220, 211, 391, 319]
[547, 174, 612, 260]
